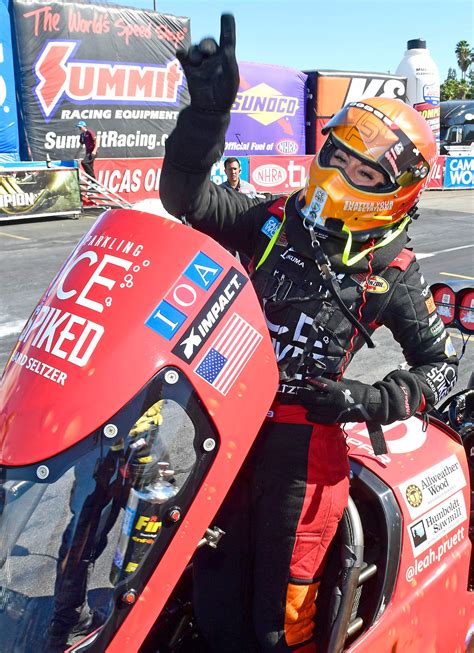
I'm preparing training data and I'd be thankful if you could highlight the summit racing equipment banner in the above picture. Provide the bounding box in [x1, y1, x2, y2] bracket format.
[11, 0, 190, 160]
[0, 163, 81, 220]
[225, 62, 307, 156]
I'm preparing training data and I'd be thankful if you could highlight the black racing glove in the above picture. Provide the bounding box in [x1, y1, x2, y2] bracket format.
[176, 14, 239, 114]
[299, 371, 424, 425]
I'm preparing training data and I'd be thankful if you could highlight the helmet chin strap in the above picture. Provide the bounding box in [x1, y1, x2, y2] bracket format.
[341, 215, 411, 266]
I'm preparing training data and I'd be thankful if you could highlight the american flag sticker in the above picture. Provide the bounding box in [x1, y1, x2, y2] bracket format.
[194, 313, 262, 395]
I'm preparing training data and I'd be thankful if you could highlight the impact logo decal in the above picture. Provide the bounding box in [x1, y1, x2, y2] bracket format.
[194, 312, 262, 395]
[34, 41, 183, 118]
[232, 83, 299, 126]
[172, 269, 247, 361]
[146, 251, 223, 341]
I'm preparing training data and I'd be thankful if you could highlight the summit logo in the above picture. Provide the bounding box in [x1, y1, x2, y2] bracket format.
[34, 41, 183, 118]
[231, 83, 299, 126]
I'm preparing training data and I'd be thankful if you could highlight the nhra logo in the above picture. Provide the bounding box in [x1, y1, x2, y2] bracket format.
[34, 41, 183, 118]
[231, 83, 299, 126]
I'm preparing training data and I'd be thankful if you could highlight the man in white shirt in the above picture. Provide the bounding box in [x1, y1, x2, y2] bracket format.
[221, 157, 257, 196]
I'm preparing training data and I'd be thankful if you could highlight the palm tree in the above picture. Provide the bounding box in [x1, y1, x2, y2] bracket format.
[455, 40, 473, 80]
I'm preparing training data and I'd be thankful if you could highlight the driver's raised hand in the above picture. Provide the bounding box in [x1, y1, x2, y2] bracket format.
[176, 14, 239, 113]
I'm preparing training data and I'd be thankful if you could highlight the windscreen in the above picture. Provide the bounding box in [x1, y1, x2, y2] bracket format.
[0, 366, 217, 652]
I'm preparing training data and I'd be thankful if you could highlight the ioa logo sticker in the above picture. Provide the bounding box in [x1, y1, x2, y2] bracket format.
[231, 83, 299, 126]
[145, 251, 223, 340]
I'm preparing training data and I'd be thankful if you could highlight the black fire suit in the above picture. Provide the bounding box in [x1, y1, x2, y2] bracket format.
[159, 106, 458, 653]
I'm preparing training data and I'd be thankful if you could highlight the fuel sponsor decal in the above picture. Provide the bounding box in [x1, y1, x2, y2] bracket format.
[407, 490, 467, 557]
[225, 62, 306, 157]
[399, 454, 466, 519]
[194, 312, 262, 395]
[134, 514, 162, 537]
[351, 274, 390, 294]
[232, 82, 299, 127]
[172, 270, 247, 362]
[146, 252, 223, 341]
[405, 525, 465, 582]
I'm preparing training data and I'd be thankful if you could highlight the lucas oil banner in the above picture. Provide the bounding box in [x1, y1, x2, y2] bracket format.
[10, 0, 190, 161]
[225, 61, 307, 157]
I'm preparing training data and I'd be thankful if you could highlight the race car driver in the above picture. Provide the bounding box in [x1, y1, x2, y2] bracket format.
[159, 14, 458, 653]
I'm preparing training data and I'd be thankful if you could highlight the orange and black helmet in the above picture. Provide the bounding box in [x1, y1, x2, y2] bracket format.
[298, 97, 437, 240]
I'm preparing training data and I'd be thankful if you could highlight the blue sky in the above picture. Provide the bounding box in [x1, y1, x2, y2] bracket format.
[115, 0, 472, 82]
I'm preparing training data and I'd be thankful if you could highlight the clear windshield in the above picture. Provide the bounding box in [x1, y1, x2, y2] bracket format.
[0, 367, 218, 652]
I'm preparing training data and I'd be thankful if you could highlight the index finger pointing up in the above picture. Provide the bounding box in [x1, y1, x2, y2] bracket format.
[219, 13, 236, 50]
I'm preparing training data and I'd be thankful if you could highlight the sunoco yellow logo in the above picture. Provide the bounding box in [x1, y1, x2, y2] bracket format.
[231, 83, 299, 126]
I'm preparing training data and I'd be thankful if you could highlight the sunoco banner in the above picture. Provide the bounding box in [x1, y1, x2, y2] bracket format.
[225, 62, 307, 156]
[11, 0, 190, 160]
[0, 165, 81, 219]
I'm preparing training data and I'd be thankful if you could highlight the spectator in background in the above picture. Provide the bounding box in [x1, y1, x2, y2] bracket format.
[76, 121, 98, 183]
[222, 157, 257, 196]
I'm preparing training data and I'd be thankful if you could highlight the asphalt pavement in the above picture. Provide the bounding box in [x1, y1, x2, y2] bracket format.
[0, 190, 473, 394]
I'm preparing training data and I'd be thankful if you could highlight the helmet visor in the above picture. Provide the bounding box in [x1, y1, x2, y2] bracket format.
[322, 102, 431, 187]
